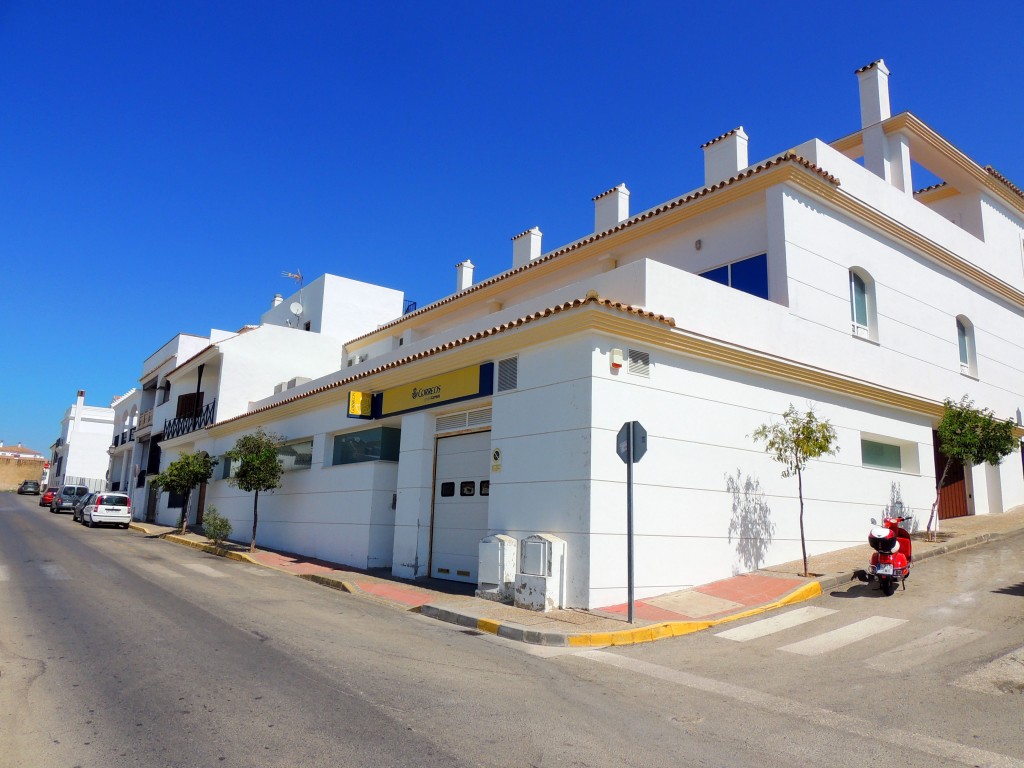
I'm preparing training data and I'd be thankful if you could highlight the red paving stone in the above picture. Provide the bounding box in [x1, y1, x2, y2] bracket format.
[696, 573, 805, 604]
[356, 582, 435, 607]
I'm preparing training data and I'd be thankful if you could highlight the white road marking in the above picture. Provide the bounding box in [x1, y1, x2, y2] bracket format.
[954, 645, 1024, 696]
[580, 650, 1024, 767]
[38, 563, 70, 580]
[181, 562, 228, 578]
[868, 625, 987, 670]
[135, 562, 183, 578]
[780, 616, 906, 656]
[715, 606, 837, 642]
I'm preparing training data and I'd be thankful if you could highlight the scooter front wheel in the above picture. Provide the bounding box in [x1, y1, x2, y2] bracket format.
[880, 577, 896, 596]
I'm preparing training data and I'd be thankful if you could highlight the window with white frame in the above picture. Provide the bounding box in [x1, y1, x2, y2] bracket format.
[698, 253, 769, 299]
[956, 315, 977, 377]
[849, 268, 877, 340]
[860, 434, 920, 474]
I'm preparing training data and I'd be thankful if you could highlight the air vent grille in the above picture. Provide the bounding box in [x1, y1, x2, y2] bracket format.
[497, 356, 518, 392]
[628, 349, 650, 377]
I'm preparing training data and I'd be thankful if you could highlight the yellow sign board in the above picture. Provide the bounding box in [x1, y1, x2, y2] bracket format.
[380, 364, 489, 417]
[347, 391, 373, 418]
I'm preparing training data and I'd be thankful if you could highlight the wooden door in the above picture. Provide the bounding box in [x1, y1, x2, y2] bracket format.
[933, 430, 968, 519]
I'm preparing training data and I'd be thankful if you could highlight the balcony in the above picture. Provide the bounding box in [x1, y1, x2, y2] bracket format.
[111, 427, 136, 448]
[163, 400, 217, 440]
[138, 409, 154, 430]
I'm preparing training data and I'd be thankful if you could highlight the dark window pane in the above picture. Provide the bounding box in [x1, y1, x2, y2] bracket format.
[699, 265, 729, 286]
[480, 481, 490, 496]
[460, 481, 475, 496]
[440, 482, 455, 497]
[332, 427, 402, 465]
[730, 254, 769, 299]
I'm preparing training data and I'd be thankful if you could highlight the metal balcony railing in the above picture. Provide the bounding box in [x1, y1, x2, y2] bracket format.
[163, 400, 217, 440]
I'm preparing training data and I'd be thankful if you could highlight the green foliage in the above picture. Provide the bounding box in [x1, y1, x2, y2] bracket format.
[937, 396, 1016, 467]
[752, 404, 840, 478]
[225, 427, 285, 494]
[201, 505, 232, 546]
[150, 451, 216, 533]
[752, 403, 839, 577]
[928, 396, 1018, 534]
[225, 427, 285, 551]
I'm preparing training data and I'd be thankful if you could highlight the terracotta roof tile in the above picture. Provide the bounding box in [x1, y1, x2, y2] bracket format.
[511, 227, 539, 241]
[700, 127, 744, 150]
[985, 166, 1024, 200]
[914, 181, 948, 195]
[213, 293, 675, 429]
[592, 183, 627, 201]
[854, 59, 885, 74]
[345, 152, 838, 346]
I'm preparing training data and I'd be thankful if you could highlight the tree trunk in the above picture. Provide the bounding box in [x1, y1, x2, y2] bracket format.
[797, 468, 808, 577]
[250, 489, 259, 552]
[926, 458, 952, 541]
[179, 488, 192, 534]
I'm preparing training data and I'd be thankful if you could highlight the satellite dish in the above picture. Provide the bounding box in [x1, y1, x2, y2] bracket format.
[289, 302, 303, 317]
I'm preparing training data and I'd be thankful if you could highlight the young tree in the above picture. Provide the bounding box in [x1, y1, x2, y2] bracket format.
[225, 427, 284, 551]
[150, 451, 216, 534]
[752, 403, 839, 577]
[927, 396, 1017, 538]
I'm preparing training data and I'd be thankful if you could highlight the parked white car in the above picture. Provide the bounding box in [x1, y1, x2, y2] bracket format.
[79, 492, 131, 529]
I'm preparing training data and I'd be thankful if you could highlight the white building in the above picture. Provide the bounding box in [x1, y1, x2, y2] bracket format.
[49, 390, 117, 491]
[152, 276, 405, 528]
[155, 61, 1023, 610]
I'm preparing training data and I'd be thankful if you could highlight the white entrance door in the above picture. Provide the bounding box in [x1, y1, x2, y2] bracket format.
[430, 431, 491, 583]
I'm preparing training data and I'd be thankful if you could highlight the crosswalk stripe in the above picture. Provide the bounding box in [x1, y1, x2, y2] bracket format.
[868, 626, 986, 670]
[181, 562, 228, 578]
[954, 645, 1024, 695]
[780, 616, 907, 656]
[715, 606, 837, 642]
[135, 562, 183, 578]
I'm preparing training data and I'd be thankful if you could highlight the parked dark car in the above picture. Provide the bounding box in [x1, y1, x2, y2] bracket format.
[71, 492, 95, 522]
[17, 480, 40, 495]
[50, 485, 90, 513]
[40, 487, 58, 507]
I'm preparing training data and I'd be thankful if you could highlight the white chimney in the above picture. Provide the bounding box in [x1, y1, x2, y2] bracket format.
[856, 59, 891, 128]
[701, 127, 749, 187]
[272, 293, 283, 308]
[856, 59, 910, 193]
[456, 259, 475, 291]
[73, 390, 85, 435]
[512, 227, 543, 268]
[593, 183, 630, 232]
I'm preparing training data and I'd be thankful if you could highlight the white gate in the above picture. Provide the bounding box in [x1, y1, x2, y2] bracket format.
[430, 430, 491, 582]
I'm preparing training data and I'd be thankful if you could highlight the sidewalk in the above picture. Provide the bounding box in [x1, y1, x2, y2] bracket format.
[130, 506, 1024, 647]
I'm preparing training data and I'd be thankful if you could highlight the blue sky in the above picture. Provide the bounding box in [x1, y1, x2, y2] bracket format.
[2, 1, 1022, 455]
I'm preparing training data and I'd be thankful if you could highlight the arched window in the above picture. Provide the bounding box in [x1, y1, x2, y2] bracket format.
[849, 268, 877, 340]
[956, 315, 977, 376]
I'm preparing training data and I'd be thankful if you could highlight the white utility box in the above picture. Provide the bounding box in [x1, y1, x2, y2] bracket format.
[476, 534, 517, 602]
[513, 533, 566, 612]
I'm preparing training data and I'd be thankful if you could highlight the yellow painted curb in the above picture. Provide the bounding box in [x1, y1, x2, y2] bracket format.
[477, 618, 501, 634]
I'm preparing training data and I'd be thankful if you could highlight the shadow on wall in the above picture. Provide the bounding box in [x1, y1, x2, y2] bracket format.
[726, 468, 775, 575]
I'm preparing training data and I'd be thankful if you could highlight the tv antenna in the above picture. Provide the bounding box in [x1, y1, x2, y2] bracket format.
[281, 269, 304, 325]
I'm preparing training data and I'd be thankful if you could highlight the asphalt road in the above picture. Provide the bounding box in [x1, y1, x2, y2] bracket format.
[2, 491, 1022, 768]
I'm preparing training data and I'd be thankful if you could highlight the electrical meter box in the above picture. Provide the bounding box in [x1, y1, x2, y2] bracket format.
[476, 534, 517, 602]
[514, 533, 566, 612]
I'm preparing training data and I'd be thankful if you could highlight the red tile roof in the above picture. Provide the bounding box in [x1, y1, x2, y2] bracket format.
[592, 183, 627, 201]
[346, 152, 838, 346]
[213, 293, 675, 428]
[985, 166, 1024, 200]
[700, 127, 744, 150]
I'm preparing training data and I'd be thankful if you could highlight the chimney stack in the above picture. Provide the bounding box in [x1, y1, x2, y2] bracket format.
[512, 227, 543, 268]
[272, 293, 283, 308]
[593, 184, 630, 232]
[701, 127, 749, 187]
[856, 59, 891, 128]
[456, 260, 475, 291]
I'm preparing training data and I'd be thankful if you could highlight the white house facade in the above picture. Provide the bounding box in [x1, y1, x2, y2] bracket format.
[49, 390, 117, 491]
[137, 61, 1023, 610]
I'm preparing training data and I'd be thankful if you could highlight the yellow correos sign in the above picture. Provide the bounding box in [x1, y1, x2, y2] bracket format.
[380, 364, 489, 417]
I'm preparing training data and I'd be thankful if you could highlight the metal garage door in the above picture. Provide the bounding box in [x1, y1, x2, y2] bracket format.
[430, 430, 491, 583]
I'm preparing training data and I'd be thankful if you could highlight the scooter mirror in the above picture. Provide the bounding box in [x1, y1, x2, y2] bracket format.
[870, 517, 878, 525]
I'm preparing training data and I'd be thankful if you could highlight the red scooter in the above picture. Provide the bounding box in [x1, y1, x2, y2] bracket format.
[864, 513, 913, 596]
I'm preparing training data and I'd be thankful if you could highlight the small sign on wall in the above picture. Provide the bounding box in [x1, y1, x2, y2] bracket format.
[347, 391, 373, 419]
[491, 447, 502, 473]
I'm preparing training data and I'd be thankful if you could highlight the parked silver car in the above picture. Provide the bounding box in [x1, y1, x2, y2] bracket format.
[50, 485, 90, 513]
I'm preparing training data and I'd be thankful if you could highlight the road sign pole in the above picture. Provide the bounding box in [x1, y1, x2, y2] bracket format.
[627, 424, 634, 624]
